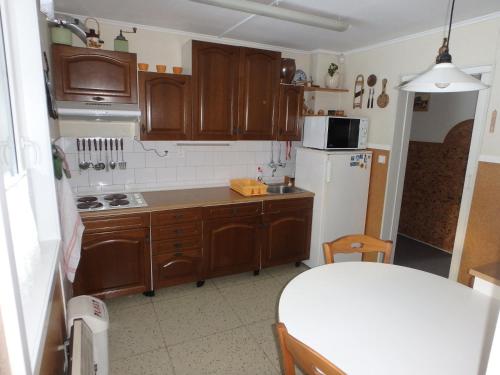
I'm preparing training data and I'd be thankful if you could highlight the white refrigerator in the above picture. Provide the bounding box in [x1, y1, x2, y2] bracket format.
[295, 147, 372, 267]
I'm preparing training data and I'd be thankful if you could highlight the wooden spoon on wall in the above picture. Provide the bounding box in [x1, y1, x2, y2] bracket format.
[377, 78, 389, 108]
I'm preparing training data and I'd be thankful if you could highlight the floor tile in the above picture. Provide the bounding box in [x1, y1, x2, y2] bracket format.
[264, 263, 309, 278]
[105, 293, 152, 316]
[154, 289, 242, 346]
[245, 318, 278, 344]
[211, 270, 271, 289]
[227, 292, 279, 324]
[108, 304, 164, 361]
[110, 348, 174, 375]
[169, 327, 278, 375]
[218, 277, 284, 305]
[153, 279, 216, 301]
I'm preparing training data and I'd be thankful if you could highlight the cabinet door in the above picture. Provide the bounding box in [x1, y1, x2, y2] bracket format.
[204, 216, 261, 277]
[239, 48, 281, 140]
[153, 250, 202, 289]
[73, 228, 149, 298]
[262, 209, 312, 267]
[139, 72, 192, 140]
[52, 44, 137, 103]
[192, 41, 240, 140]
[277, 84, 304, 141]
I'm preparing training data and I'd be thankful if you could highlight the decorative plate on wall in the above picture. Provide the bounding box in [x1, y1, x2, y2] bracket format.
[292, 69, 307, 84]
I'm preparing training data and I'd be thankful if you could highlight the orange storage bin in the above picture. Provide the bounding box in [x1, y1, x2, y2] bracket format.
[230, 178, 268, 196]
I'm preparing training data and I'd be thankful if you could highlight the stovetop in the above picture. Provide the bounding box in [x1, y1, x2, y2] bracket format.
[75, 193, 148, 211]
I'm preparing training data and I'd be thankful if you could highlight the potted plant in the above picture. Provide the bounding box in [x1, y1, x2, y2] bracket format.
[325, 62, 340, 89]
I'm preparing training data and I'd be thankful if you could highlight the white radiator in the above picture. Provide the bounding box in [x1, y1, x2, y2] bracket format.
[69, 319, 95, 375]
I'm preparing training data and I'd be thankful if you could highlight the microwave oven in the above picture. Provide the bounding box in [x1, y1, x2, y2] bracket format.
[302, 116, 368, 150]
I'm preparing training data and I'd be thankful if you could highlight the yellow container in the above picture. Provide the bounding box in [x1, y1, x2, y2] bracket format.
[230, 178, 268, 196]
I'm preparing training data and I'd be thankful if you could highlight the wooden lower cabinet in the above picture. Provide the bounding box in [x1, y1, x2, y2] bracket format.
[153, 250, 203, 288]
[73, 227, 150, 299]
[262, 208, 312, 267]
[203, 215, 261, 278]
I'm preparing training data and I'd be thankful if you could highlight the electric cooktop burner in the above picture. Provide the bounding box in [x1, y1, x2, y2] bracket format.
[109, 199, 130, 207]
[75, 193, 147, 212]
[104, 194, 127, 201]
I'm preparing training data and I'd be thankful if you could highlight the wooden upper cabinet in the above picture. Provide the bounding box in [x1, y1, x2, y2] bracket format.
[191, 41, 240, 140]
[238, 48, 281, 140]
[52, 44, 137, 103]
[278, 84, 304, 141]
[139, 72, 192, 140]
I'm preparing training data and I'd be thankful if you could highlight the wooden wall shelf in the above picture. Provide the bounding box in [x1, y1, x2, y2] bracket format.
[303, 87, 348, 93]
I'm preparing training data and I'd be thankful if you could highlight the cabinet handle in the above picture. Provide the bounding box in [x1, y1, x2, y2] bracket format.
[92, 96, 105, 101]
[232, 208, 237, 215]
[279, 128, 284, 135]
[174, 252, 182, 257]
[174, 243, 182, 248]
[141, 124, 146, 133]
[174, 214, 183, 219]
[174, 229, 183, 234]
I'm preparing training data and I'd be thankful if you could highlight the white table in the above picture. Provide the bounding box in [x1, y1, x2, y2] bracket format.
[278, 262, 500, 375]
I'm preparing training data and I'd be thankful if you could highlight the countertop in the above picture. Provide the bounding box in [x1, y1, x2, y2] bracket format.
[79, 186, 314, 219]
[470, 262, 500, 286]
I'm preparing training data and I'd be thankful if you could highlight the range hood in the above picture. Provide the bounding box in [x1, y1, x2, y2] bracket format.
[56, 101, 141, 122]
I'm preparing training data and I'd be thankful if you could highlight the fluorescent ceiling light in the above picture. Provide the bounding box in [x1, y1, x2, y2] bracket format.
[189, 0, 349, 32]
[400, 0, 487, 93]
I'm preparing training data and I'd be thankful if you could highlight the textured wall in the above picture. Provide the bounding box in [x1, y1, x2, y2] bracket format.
[398, 120, 473, 252]
[459, 162, 500, 286]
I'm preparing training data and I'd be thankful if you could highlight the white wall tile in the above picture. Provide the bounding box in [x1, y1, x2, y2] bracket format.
[177, 166, 196, 181]
[195, 165, 214, 181]
[89, 169, 113, 186]
[62, 136, 298, 193]
[135, 168, 157, 183]
[123, 152, 146, 168]
[146, 152, 166, 168]
[112, 169, 135, 185]
[157, 167, 177, 182]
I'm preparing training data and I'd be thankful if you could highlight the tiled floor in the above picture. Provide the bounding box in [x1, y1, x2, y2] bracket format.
[106, 263, 309, 375]
[393, 234, 452, 278]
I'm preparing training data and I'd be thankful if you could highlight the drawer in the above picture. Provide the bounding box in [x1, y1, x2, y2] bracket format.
[203, 202, 262, 220]
[152, 236, 202, 256]
[151, 207, 202, 226]
[263, 197, 313, 214]
[82, 213, 150, 233]
[152, 250, 202, 289]
[151, 221, 201, 241]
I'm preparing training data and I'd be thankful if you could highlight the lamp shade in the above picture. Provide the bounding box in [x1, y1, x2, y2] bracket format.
[400, 63, 488, 92]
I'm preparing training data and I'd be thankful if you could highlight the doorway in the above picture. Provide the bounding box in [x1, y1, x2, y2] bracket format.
[393, 91, 478, 277]
[380, 66, 492, 281]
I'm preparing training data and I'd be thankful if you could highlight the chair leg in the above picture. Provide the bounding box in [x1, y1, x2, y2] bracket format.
[276, 323, 296, 375]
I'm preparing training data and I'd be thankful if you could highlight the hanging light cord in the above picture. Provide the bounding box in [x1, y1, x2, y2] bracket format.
[447, 0, 456, 48]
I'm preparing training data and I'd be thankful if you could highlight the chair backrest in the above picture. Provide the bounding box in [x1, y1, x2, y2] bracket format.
[276, 322, 346, 375]
[323, 234, 393, 264]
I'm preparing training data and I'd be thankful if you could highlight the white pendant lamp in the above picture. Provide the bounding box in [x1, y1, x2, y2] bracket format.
[400, 0, 488, 93]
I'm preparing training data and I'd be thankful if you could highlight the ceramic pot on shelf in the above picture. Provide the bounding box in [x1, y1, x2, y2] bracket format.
[325, 74, 340, 89]
[280, 58, 296, 84]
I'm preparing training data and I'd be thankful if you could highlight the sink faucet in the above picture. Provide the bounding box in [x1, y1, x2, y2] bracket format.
[268, 160, 278, 177]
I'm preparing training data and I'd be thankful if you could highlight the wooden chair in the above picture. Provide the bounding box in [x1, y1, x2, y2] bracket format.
[276, 322, 346, 375]
[323, 234, 393, 264]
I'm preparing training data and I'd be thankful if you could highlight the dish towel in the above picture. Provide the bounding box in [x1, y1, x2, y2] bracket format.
[56, 176, 84, 282]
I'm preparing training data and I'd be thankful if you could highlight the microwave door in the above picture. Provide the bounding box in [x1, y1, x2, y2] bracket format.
[327, 118, 350, 148]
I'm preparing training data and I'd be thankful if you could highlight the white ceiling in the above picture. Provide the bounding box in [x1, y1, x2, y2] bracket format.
[53, 0, 500, 52]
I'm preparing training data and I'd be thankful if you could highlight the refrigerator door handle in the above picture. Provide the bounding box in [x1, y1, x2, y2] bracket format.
[326, 160, 332, 183]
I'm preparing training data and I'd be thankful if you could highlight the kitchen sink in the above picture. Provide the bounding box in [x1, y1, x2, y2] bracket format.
[266, 184, 304, 195]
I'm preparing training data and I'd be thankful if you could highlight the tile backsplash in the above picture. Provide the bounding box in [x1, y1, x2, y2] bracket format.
[59, 137, 299, 194]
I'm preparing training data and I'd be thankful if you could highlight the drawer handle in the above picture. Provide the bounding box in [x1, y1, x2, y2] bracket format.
[174, 229, 183, 234]
[174, 214, 183, 219]
[92, 96, 105, 101]
[232, 208, 237, 214]
[174, 243, 182, 248]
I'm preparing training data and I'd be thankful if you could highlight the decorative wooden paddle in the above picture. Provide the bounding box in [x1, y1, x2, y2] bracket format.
[377, 78, 389, 108]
